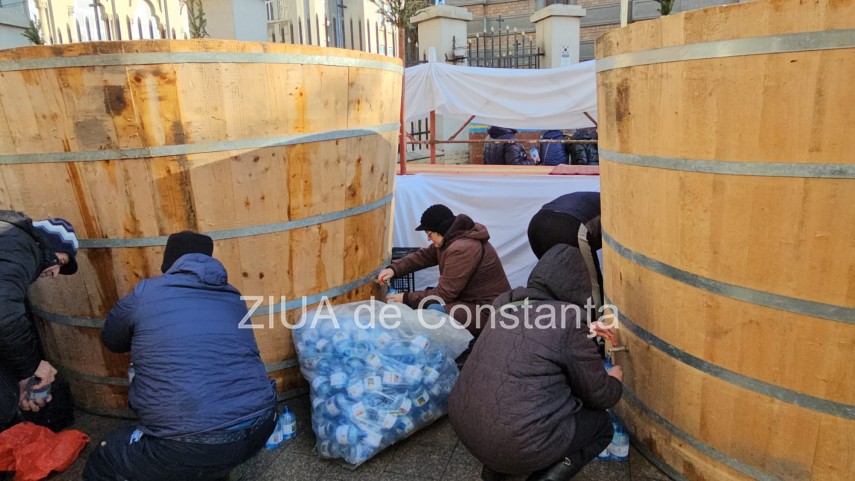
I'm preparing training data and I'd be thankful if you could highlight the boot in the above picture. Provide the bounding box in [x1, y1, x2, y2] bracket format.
[525, 457, 582, 481]
[481, 465, 507, 481]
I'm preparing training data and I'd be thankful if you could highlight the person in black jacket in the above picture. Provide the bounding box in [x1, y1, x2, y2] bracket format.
[527, 192, 603, 310]
[569, 128, 599, 165]
[449, 244, 622, 481]
[0, 211, 79, 429]
[483, 126, 533, 165]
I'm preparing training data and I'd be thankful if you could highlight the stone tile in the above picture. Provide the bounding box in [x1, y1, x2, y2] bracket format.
[440, 462, 482, 481]
[449, 441, 479, 467]
[629, 446, 670, 481]
[239, 446, 290, 480]
[573, 458, 631, 481]
[403, 416, 457, 450]
[383, 441, 454, 481]
[258, 451, 328, 481]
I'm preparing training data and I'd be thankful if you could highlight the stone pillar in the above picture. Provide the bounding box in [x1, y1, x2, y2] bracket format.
[531, 4, 586, 68]
[410, 6, 474, 162]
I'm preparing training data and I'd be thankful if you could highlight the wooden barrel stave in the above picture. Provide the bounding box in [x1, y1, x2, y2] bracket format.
[597, 0, 855, 479]
[0, 40, 401, 416]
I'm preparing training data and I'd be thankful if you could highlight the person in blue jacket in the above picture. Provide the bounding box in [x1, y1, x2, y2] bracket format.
[83, 231, 277, 481]
[539, 130, 570, 166]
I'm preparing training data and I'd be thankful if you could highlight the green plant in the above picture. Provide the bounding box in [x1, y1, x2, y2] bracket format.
[654, 0, 676, 15]
[182, 0, 209, 38]
[21, 20, 44, 45]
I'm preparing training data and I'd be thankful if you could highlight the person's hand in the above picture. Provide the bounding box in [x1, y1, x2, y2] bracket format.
[385, 293, 404, 303]
[377, 268, 395, 284]
[589, 321, 617, 346]
[33, 361, 57, 386]
[18, 361, 57, 412]
[607, 365, 623, 382]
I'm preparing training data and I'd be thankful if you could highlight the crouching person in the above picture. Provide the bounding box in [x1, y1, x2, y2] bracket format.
[448, 244, 622, 481]
[83, 232, 277, 481]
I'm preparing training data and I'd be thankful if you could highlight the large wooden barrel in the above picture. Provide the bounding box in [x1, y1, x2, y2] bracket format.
[0, 40, 401, 417]
[596, 1, 854, 479]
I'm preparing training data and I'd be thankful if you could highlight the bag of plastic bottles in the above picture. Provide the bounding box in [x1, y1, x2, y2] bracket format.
[293, 300, 472, 466]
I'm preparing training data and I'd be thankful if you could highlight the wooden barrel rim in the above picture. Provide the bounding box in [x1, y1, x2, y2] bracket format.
[0, 51, 405, 74]
[596, 28, 855, 73]
[603, 232, 854, 325]
[600, 149, 855, 179]
[605, 294, 855, 420]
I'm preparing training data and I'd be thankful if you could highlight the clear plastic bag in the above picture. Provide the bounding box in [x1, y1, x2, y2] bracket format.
[293, 300, 472, 466]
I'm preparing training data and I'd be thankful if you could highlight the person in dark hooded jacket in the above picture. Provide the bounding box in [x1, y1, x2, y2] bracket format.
[83, 231, 277, 481]
[569, 128, 599, 165]
[448, 244, 622, 481]
[379, 204, 511, 336]
[483, 126, 533, 165]
[0, 211, 79, 429]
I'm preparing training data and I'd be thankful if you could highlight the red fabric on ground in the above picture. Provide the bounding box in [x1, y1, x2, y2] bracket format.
[0, 422, 89, 481]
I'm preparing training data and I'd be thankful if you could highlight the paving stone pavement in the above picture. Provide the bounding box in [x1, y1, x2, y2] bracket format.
[45, 394, 671, 481]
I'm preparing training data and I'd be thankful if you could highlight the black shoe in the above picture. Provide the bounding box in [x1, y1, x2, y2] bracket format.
[481, 465, 506, 481]
[525, 457, 580, 481]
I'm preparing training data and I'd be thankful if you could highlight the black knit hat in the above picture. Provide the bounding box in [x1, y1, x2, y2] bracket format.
[32, 218, 79, 275]
[161, 231, 214, 273]
[415, 204, 455, 236]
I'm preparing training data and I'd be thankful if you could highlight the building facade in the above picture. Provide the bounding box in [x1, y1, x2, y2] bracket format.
[27, 0, 190, 44]
[449, 0, 741, 60]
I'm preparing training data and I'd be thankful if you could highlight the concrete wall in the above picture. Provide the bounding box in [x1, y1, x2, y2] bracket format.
[207, 0, 268, 41]
[0, 3, 29, 50]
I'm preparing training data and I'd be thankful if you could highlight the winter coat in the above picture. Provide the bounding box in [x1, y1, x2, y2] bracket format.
[101, 254, 276, 438]
[540, 130, 570, 166]
[569, 128, 599, 165]
[0, 211, 55, 381]
[483, 126, 533, 165]
[391, 215, 511, 335]
[448, 244, 622, 474]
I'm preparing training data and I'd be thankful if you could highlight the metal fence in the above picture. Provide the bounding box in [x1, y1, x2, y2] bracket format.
[467, 28, 541, 69]
[268, 15, 399, 58]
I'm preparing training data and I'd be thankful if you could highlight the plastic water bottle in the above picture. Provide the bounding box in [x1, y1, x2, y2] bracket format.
[26, 377, 51, 402]
[609, 413, 629, 461]
[281, 406, 297, 441]
[530, 147, 541, 164]
[265, 413, 285, 449]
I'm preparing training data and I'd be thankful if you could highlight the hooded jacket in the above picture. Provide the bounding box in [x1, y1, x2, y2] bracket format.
[448, 244, 622, 474]
[570, 128, 599, 165]
[391, 214, 510, 335]
[0, 210, 56, 380]
[483, 127, 532, 166]
[101, 254, 276, 438]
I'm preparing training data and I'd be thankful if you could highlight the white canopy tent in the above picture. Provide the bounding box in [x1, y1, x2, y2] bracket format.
[404, 50, 598, 130]
[395, 53, 603, 289]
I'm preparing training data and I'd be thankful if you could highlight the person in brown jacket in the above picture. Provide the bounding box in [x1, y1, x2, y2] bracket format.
[448, 244, 623, 481]
[378, 204, 511, 336]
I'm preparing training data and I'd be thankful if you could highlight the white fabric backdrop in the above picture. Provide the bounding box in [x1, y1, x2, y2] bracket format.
[392, 173, 601, 290]
[405, 58, 598, 130]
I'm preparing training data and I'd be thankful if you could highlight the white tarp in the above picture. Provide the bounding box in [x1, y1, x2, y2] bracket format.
[405, 54, 598, 130]
[393, 173, 601, 289]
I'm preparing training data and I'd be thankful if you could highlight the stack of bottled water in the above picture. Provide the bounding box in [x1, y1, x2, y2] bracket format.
[597, 356, 629, 461]
[294, 306, 460, 466]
